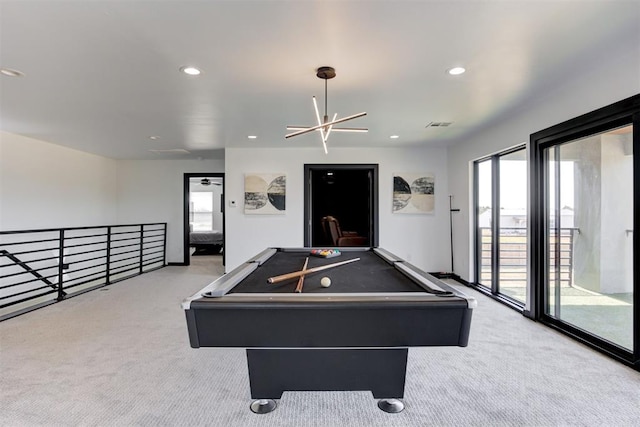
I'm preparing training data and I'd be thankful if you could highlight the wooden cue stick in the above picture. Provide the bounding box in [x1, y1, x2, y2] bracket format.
[294, 257, 309, 293]
[268, 257, 360, 284]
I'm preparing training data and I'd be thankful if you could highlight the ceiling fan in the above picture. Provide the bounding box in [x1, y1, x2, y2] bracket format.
[286, 66, 367, 154]
[199, 178, 221, 186]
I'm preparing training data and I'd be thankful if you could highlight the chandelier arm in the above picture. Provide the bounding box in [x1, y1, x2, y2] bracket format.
[321, 113, 336, 154]
[325, 127, 368, 132]
[286, 126, 368, 132]
[285, 112, 367, 139]
[323, 113, 338, 142]
[312, 96, 326, 142]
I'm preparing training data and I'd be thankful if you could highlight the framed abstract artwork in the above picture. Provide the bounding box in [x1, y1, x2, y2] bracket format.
[244, 173, 286, 214]
[393, 173, 435, 214]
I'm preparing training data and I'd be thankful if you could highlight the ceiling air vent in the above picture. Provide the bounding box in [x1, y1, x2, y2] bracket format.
[425, 122, 452, 128]
[148, 149, 191, 154]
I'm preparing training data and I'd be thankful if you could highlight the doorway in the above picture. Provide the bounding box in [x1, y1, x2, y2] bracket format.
[183, 173, 225, 266]
[530, 94, 638, 369]
[304, 164, 378, 247]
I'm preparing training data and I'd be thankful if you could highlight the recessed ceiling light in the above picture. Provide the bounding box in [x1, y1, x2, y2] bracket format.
[248, 135, 257, 139]
[148, 136, 160, 140]
[180, 66, 201, 76]
[390, 135, 400, 139]
[0, 68, 25, 77]
[447, 67, 466, 76]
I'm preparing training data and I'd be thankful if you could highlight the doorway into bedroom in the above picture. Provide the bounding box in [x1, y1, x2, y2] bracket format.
[183, 173, 225, 267]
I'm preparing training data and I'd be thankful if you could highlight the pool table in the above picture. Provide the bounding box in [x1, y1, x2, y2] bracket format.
[182, 247, 476, 413]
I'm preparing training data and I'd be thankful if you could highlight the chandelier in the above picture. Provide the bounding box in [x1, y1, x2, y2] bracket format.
[286, 66, 367, 153]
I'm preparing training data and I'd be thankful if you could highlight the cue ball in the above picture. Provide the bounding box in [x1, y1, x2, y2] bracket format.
[320, 277, 331, 287]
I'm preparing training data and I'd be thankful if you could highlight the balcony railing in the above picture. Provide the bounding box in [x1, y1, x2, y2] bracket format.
[479, 227, 578, 288]
[0, 223, 166, 320]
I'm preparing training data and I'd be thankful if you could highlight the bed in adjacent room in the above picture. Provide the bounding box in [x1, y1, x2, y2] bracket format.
[190, 229, 223, 254]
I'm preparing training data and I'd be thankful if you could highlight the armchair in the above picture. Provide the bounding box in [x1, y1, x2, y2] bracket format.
[321, 216, 367, 247]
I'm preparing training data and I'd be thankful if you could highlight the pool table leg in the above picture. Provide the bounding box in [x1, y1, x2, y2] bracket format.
[249, 398, 277, 414]
[246, 348, 408, 413]
[377, 398, 405, 413]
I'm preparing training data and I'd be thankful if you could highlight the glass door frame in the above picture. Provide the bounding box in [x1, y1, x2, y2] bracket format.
[529, 94, 639, 370]
[473, 145, 527, 311]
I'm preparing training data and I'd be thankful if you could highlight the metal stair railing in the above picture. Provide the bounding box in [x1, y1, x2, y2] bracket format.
[0, 223, 167, 320]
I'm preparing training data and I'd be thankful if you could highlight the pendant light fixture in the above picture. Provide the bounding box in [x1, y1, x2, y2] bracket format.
[286, 66, 367, 154]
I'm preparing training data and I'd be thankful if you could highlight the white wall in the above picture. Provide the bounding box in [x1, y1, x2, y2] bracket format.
[447, 38, 640, 309]
[225, 146, 450, 272]
[0, 132, 224, 264]
[116, 159, 224, 263]
[0, 131, 117, 230]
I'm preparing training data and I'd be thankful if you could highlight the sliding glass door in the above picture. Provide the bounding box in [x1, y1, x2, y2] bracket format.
[499, 150, 528, 303]
[475, 146, 527, 306]
[545, 126, 633, 350]
[476, 159, 493, 287]
[531, 94, 638, 368]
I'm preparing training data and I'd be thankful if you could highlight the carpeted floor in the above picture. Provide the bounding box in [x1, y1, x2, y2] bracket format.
[1, 257, 639, 426]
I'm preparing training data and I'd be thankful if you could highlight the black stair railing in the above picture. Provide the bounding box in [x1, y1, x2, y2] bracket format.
[0, 249, 59, 288]
[0, 223, 166, 320]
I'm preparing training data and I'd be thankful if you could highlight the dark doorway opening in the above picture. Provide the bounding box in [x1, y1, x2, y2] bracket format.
[304, 164, 378, 247]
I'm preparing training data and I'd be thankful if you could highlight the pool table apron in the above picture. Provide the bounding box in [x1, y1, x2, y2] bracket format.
[186, 299, 472, 400]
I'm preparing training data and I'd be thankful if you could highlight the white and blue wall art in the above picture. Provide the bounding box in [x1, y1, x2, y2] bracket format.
[393, 173, 435, 214]
[244, 173, 287, 214]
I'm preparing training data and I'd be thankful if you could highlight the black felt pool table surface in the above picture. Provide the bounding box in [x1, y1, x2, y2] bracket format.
[228, 249, 425, 294]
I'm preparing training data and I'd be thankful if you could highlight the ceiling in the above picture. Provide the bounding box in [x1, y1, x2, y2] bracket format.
[1, 1, 638, 160]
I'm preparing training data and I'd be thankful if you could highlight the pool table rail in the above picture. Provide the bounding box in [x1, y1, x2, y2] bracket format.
[182, 247, 476, 310]
[183, 247, 475, 349]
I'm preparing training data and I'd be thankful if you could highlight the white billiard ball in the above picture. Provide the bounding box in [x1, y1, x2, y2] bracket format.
[320, 277, 331, 287]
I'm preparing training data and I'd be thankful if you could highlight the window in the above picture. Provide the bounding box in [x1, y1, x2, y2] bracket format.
[191, 192, 214, 231]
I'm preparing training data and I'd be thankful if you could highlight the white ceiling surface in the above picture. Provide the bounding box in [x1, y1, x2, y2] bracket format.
[1, 1, 638, 160]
